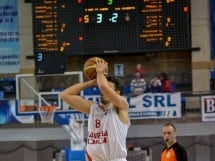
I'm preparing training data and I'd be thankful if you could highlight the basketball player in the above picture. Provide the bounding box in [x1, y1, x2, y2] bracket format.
[60, 58, 130, 161]
[160, 122, 188, 161]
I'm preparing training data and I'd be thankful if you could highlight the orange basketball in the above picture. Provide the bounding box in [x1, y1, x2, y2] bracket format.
[84, 57, 98, 80]
[84, 57, 108, 80]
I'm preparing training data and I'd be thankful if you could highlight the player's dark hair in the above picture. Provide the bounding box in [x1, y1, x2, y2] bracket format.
[163, 122, 176, 131]
[107, 76, 123, 95]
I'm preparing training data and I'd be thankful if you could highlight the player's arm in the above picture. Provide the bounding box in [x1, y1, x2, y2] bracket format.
[96, 58, 129, 124]
[96, 58, 129, 111]
[60, 79, 97, 114]
[97, 70, 129, 124]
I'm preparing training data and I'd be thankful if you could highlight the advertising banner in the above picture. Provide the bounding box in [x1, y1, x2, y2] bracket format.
[0, 100, 34, 124]
[201, 95, 215, 121]
[0, 0, 20, 73]
[84, 92, 182, 119]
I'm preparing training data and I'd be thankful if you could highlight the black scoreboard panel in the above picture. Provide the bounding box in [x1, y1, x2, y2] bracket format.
[32, 0, 191, 56]
[35, 52, 67, 74]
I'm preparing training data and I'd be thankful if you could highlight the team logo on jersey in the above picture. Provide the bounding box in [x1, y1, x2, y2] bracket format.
[87, 130, 108, 144]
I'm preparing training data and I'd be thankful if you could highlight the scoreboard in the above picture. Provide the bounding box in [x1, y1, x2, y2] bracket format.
[32, 0, 191, 56]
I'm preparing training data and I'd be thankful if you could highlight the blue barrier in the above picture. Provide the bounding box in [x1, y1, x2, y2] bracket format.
[64, 147, 86, 161]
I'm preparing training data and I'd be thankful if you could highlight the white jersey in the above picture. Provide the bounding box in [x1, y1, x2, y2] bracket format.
[86, 103, 130, 161]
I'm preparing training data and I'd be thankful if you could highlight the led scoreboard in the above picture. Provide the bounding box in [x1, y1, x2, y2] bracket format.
[32, 0, 191, 55]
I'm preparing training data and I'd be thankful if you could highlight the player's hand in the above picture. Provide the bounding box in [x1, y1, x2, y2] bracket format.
[96, 58, 108, 75]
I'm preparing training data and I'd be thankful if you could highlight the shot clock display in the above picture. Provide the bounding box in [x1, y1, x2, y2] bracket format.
[32, 0, 191, 55]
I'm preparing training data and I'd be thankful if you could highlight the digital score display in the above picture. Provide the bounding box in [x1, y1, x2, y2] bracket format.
[32, 0, 191, 55]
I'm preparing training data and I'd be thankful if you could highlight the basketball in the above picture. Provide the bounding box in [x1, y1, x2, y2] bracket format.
[84, 57, 108, 80]
[84, 57, 98, 80]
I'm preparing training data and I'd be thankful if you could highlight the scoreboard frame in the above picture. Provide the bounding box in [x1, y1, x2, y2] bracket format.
[32, 0, 192, 56]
